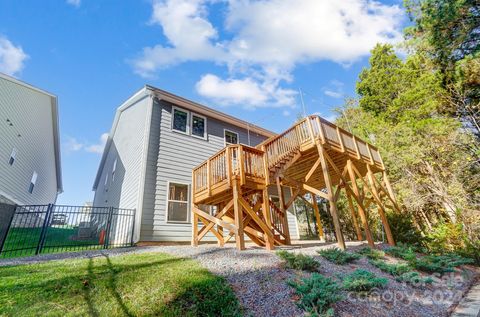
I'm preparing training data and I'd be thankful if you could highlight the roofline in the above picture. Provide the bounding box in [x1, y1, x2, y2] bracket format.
[93, 86, 277, 190]
[146, 85, 276, 138]
[0, 72, 63, 193]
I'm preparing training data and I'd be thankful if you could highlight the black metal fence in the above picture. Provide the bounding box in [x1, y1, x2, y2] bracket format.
[0, 204, 136, 258]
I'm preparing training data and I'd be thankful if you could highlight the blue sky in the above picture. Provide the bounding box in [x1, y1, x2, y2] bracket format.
[0, 0, 406, 205]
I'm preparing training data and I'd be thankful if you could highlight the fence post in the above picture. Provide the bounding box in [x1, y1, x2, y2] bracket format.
[130, 209, 136, 247]
[0, 204, 17, 256]
[104, 207, 114, 249]
[36, 204, 53, 255]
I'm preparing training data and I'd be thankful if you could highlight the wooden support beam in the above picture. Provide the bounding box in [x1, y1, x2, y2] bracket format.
[345, 190, 363, 241]
[302, 183, 329, 200]
[232, 180, 245, 250]
[193, 206, 237, 234]
[197, 200, 234, 241]
[262, 188, 275, 250]
[304, 157, 321, 183]
[276, 177, 291, 245]
[347, 159, 375, 247]
[238, 197, 275, 243]
[192, 212, 199, 247]
[284, 187, 301, 211]
[317, 142, 346, 250]
[310, 194, 325, 241]
[196, 214, 224, 243]
[366, 164, 395, 246]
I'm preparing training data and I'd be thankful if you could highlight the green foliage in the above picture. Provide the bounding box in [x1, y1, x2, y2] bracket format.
[386, 211, 425, 247]
[342, 269, 388, 292]
[317, 248, 360, 265]
[276, 250, 319, 271]
[288, 273, 343, 317]
[411, 254, 473, 274]
[385, 245, 417, 262]
[369, 259, 411, 276]
[396, 271, 434, 285]
[356, 247, 385, 260]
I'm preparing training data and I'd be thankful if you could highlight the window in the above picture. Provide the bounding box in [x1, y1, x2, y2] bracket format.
[111, 158, 117, 182]
[167, 183, 189, 222]
[191, 114, 206, 139]
[104, 173, 109, 192]
[8, 148, 16, 165]
[172, 107, 189, 133]
[28, 171, 38, 194]
[224, 130, 239, 145]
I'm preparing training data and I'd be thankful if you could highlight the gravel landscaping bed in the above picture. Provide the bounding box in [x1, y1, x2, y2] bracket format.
[1, 241, 478, 317]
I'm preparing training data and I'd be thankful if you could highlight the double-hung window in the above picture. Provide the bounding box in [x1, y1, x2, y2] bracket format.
[172, 107, 189, 134]
[167, 182, 189, 222]
[28, 171, 38, 194]
[191, 113, 206, 139]
[8, 148, 16, 166]
[111, 158, 117, 183]
[224, 130, 239, 145]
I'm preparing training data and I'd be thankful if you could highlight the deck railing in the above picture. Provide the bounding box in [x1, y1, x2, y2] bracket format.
[192, 144, 266, 196]
[260, 116, 384, 171]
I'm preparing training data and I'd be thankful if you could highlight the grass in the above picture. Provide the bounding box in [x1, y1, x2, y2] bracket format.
[1, 227, 104, 258]
[0, 252, 241, 317]
[317, 248, 360, 265]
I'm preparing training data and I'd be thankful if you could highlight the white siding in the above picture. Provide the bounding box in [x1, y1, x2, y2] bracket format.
[93, 95, 151, 211]
[0, 76, 59, 205]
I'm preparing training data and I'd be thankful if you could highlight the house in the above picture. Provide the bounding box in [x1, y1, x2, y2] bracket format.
[93, 86, 300, 243]
[0, 72, 62, 206]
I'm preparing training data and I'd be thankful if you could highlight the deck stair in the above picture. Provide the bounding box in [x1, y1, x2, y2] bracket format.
[192, 115, 401, 251]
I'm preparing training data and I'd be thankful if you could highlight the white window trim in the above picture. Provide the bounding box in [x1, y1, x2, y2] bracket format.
[111, 158, 117, 183]
[224, 129, 239, 146]
[104, 172, 109, 192]
[29, 171, 38, 194]
[171, 106, 190, 135]
[165, 181, 190, 224]
[190, 112, 208, 140]
[8, 148, 17, 165]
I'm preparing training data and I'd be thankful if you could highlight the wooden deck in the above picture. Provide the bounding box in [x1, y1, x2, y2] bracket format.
[191, 115, 400, 250]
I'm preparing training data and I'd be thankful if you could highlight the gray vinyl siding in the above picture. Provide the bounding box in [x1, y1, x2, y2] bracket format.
[268, 185, 300, 240]
[93, 95, 151, 211]
[140, 100, 268, 241]
[0, 76, 59, 205]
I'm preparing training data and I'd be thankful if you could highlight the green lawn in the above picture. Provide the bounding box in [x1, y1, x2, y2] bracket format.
[1, 227, 102, 258]
[0, 252, 241, 317]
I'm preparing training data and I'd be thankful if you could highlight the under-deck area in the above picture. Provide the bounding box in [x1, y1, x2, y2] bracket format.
[191, 115, 400, 250]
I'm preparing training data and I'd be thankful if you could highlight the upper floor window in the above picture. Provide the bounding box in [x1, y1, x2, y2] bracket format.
[167, 182, 189, 223]
[8, 148, 17, 165]
[28, 171, 38, 194]
[104, 172, 109, 192]
[172, 107, 189, 134]
[225, 130, 239, 145]
[191, 113, 206, 139]
[111, 158, 117, 183]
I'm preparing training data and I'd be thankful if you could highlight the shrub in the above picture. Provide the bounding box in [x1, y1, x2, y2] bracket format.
[288, 273, 343, 317]
[342, 269, 388, 292]
[384, 244, 417, 262]
[369, 259, 411, 276]
[356, 247, 385, 260]
[386, 211, 425, 247]
[411, 254, 474, 274]
[317, 248, 360, 265]
[277, 250, 319, 271]
[396, 271, 433, 285]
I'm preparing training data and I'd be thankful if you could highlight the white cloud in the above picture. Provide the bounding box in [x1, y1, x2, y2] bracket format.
[64, 133, 108, 154]
[282, 110, 291, 117]
[85, 133, 109, 154]
[132, 0, 404, 107]
[323, 79, 345, 99]
[0, 36, 28, 76]
[66, 0, 81, 7]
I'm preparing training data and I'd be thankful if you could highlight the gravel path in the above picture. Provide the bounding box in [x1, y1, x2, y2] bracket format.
[0, 241, 478, 317]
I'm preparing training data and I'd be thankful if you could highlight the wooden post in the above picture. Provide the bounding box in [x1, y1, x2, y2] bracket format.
[366, 165, 395, 246]
[317, 143, 346, 250]
[310, 194, 325, 241]
[216, 203, 224, 247]
[346, 159, 375, 247]
[382, 171, 399, 209]
[276, 177, 291, 244]
[192, 211, 199, 247]
[345, 190, 363, 241]
[262, 188, 275, 250]
[233, 180, 245, 250]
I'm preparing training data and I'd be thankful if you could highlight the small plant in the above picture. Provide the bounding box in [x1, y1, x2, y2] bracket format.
[356, 247, 385, 260]
[384, 245, 417, 262]
[369, 259, 411, 276]
[396, 271, 433, 285]
[277, 250, 319, 271]
[411, 254, 473, 274]
[317, 248, 360, 265]
[342, 269, 388, 292]
[288, 273, 343, 317]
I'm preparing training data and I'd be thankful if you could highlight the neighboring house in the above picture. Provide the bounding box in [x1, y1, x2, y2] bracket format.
[93, 86, 300, 243]
[0, 72, 62, 206]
